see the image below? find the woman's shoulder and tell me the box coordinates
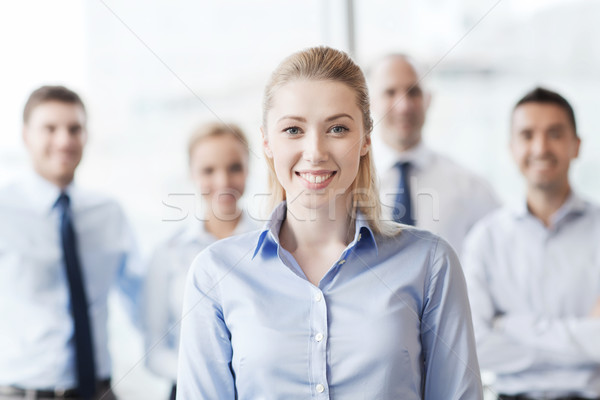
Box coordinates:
[148,223,201,260]
[375,224,447,253]
[374,225,459,273]
[188,228,265,274]
[209,228,264,251]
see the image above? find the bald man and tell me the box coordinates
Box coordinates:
[369,54,499,255]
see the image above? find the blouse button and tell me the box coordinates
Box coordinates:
[316,384,325,393]
[315,332,324,342]
[314,292,323,302]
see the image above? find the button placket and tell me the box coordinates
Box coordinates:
[310,288,329,397]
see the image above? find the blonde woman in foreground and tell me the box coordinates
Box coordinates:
[176,47,483,399]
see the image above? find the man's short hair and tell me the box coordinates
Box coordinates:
[23,85,86,123]
[514,87,577,135]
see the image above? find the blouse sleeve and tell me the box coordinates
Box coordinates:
[420,238,483,400]
[176,249,236,400]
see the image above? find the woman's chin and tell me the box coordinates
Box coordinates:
[212,199,238,215]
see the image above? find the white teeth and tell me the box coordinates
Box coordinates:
[299,172,333,184]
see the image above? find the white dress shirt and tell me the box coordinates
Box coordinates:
[143,212,258,381]
[462,193,600,398]
[0,172,143,390]
[373,139,499,255]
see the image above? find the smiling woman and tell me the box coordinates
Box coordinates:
[176,47,483,400]
[262,79,368,218]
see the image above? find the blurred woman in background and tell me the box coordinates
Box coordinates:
[143,121,258,400]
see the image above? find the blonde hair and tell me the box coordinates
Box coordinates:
[262,46,400,236]
[187,121,249,164]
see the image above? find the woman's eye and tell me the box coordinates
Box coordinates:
[330,125,348,134]
[284,127,300,135]
[229,163,243,173]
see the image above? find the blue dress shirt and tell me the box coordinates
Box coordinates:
[177,202,482,399]
[463,193,600,398]
[0,172,144,390]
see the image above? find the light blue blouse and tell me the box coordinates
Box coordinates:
[177,202,482,399]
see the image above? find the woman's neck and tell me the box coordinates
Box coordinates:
[280,198,354,253]
[204,208,242,240]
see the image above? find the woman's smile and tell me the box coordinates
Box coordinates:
[295,170,337,190]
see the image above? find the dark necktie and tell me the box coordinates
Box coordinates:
[56,193,96,399]
[392,161,414,225]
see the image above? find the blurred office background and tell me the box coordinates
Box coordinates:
[1,1,599,399]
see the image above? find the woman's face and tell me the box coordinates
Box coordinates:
[263,79,370,212]
[190,134,249,216]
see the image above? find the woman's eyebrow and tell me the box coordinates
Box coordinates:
[277,114,354,123]
[277,115,306,123]
[325,113,354,122]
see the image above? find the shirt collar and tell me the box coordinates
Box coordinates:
[180,210,255,245]
[512,191,588,224]
[179,219,213,245]
[372,136,432,174]
[252,201,378,259]
[353,210,379,256]
[252,202,287,258]
[550,192,587,225]
[23,170,75,215]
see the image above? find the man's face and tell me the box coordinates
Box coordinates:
[23,101,87,188]
[510,102,580,193]
[370,57,430,152]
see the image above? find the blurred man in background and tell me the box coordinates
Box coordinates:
[0,86,143,400]
[369,53,498,255]
[463,87,600,400]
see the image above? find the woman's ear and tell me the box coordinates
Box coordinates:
[261,126,273,158]
[360,134,371,156]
